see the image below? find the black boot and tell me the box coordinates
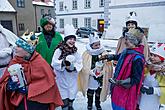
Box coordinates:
[95,88,102,110]
[68,99,74,110]
[62,98,69,110]
[87,89,94,110]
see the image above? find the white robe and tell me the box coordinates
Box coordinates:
[51,48,83,100]
[139,74,160,110]
[0,25,18,78]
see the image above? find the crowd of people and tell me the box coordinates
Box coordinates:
[0,12,164,110]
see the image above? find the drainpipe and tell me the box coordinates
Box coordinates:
[34,5,37,32]
[15,11,19,35]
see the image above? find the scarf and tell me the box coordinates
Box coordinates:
[86,43,105,55]
[57,42,77,60]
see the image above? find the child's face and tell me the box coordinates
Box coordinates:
[127,23,136,30]
[150,53,162,64]
[91,41,100,49]
[66,38,76,47]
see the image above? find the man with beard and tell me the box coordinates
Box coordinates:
[36,14,63,64]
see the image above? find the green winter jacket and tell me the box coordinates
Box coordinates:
[36,32,63,64]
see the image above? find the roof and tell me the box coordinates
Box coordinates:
[0,0,16,12]
[32,0,54,7]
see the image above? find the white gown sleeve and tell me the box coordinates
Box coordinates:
[51,49,65,71]
[74,52,83,72]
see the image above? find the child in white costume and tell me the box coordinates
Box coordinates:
[79,32,113,110]
[51,24,83,110]
[139,43,165,110]
[0,24,18,77]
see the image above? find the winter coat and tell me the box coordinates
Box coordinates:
[0,51,63,110]
[112,45,144,110]
[51,48,83,100]
[36,32,63,64]
[78,50,113,102]
[139,62,165,110]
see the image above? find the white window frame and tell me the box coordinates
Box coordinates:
[99,0,104,7]
[84,17,91,28]
[72,18,78,28]
[59,2,64,11]
[17,0,25,8]
[59,19,64,28]
[72,0,78,10]
[84,0,91,9]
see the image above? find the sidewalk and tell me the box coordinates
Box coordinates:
[56,92,112,110]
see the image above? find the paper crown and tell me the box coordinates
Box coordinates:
[150,43,165,59]
[89,32,100,44]
[15,30,38,54]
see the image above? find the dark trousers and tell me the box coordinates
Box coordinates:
[62,98,74,110]
[87,87,102,109]
[16,99,49,110]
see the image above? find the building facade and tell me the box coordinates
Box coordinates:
[104,0,165,42]
[0,0,17,34]
[33,0,55,32]
[55,0,105,33]
[9,0,36,36]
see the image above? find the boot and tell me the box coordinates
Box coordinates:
[87,89,94,110]
[62,98,69,110]
[95,88,102,110]
[68,99,74,110]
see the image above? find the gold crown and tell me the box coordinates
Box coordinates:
[21,30,38,46]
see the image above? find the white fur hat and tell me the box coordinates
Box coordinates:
[64,24,76,41]
[126,11,138,26]
[150,43,165,59]
[64,24,76,37]
[89,32,100,44]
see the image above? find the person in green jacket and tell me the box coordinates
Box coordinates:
[36,14,63,64]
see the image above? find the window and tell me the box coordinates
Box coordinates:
[99,0,104,7]
[59,19,64,28]
[84,0,91,8]
[72,0,78,10]
[84,18,91,27]
[18,23,25,31]
[59,2,64,11]
[41,9,44,16]
[17,0,25,8]
[72,18,78,28]
[48,9,51,16]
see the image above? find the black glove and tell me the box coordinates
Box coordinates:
[141,86,154,95]
[99,54,114,61]
[64,60,71,66]
[116,78,131,89]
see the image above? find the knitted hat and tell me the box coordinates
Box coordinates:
[125,28,143,46]
[150,43,165,60]
[40,15,55,27]
[89,32,100,44]
[126,11,138,27]
[64,24,76,42]
[15,31,38,54]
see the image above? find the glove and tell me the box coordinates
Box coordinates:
[64,60,71,66]
[99,54,114,61]
[116,78,131,88]
[141,86,154,95]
